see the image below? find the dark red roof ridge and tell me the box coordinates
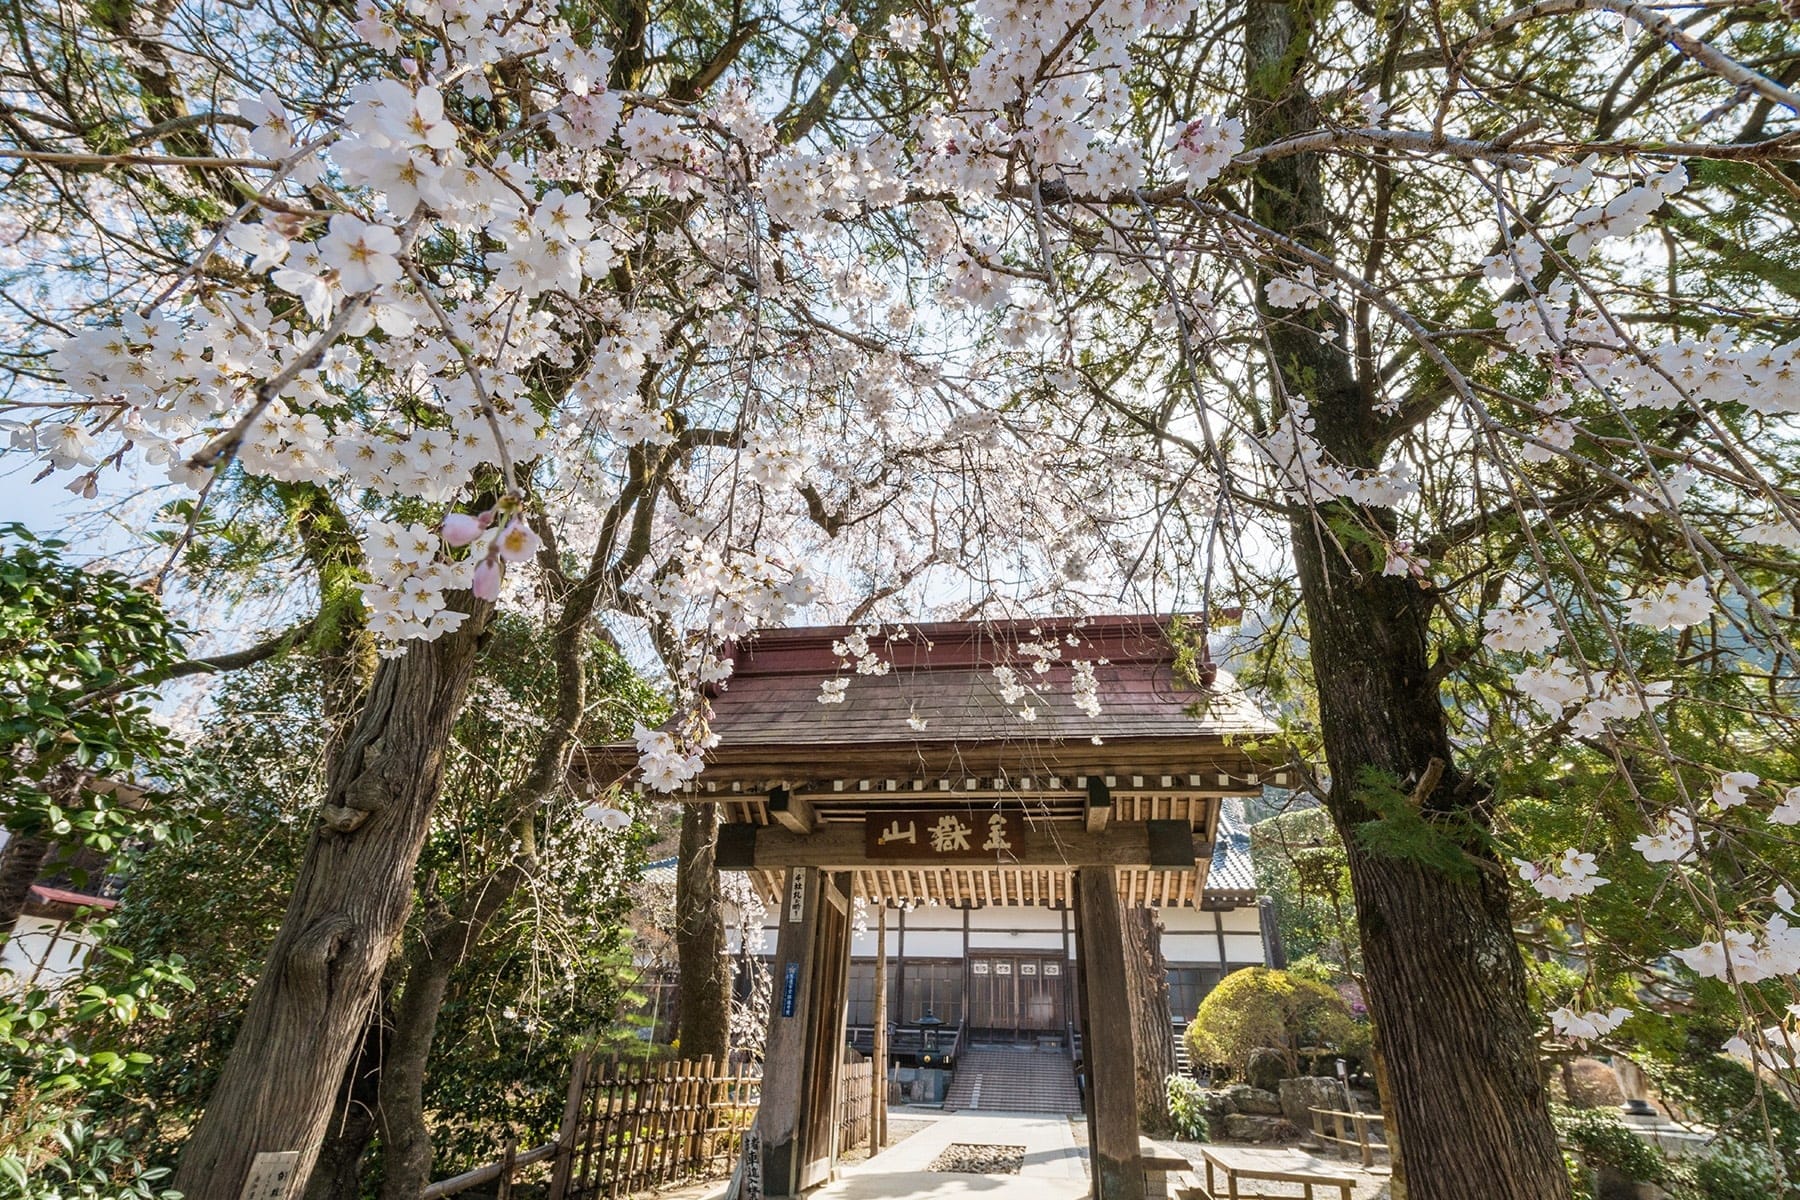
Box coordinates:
[720,612,1230,679]
[28,883,117,911]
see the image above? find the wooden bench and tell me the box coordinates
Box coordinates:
[1140,1136,1190,1200]
[1185,1145,1359,1200]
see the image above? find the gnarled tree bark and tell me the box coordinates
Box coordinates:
[173,593,489,1199]
[376,854,532,1200]
[302,995,391,1200]
[676,801,732,1063]
[1122,907,1176,1135]
[1244,0,1568,1195]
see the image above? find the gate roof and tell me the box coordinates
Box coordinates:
[593,615,1285,908]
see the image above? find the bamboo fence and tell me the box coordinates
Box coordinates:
[544,1054,761,1200]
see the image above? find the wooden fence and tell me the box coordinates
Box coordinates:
[548,1055,761,1200]
[423,1054,763,1199]
[1307,1106,1386,1168]
[837,1058,873,1154]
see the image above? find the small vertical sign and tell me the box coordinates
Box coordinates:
[742,1130,763,1200]
[781,961,800,1017]
[787,871,807,923]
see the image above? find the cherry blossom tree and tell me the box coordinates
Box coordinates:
[2,0,1798,1196]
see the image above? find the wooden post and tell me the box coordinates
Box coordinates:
[497,1138,516,1200]
[754,866,821,1197]
[547,1052,589,1200]
[1075,866,1145,1200]
[750,867,852,1197]
[872,903,888,1152]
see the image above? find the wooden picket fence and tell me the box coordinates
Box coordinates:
[423,1054,761,1199]
[837,1058,873,1153]
[548,1055,761,1200]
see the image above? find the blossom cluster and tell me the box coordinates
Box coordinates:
[1253,404,1420,509]
[1515,849,1608,901]
[1548,1005,1630,1043]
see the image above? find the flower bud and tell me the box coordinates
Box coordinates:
[471,556,502,601]
[442,512,484,547]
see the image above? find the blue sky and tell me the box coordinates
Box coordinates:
[1,453,158,562]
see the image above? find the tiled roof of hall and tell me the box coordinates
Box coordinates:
[585,613,1281,789]
[1205,798,1259,898]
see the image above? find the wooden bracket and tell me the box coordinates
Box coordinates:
[767,786,817,835]
[1145,819,1196,867]
[1084,776,1113,832]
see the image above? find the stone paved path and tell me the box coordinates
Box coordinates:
[809,1109,1089,1200]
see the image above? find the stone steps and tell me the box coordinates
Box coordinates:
[943,1045,1083,1115]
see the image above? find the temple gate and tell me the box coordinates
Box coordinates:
[615,616,1280,1199]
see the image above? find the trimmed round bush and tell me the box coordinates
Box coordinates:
[1183,967,1368,1078]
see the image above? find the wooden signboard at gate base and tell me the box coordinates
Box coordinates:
[863,810,1025,862]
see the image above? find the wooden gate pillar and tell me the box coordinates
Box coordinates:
[1074,866,1146,1200]
[755,866,853,1197]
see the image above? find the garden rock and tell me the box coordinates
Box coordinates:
[1279,1076,1348,1130]
[1222,1084,1285,1116]
[1222,1113,1300,1142]
[1246,1047,1292,1092]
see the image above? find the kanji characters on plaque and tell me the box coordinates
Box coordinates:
[863,809,1025,861]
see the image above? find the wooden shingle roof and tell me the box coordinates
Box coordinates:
[593,614,1279,789]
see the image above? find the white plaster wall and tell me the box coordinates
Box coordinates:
[0,917,91,988]
[903,905,963,930]
[968,906,1063,933]
[1220,907,1263,932]
[1157,907,1217,932]
[1223,932,1264,961]
[1162,932,1222,964]
[899,929,963,957]
[968,929,1064,951]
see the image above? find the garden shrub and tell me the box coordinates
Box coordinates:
[1183,966,1368,1078]
[1555,1105,1668,1188]
[1643,1050,1800,1195]
[1165,1074,1209,1142]
[1556,1103,1793,1200]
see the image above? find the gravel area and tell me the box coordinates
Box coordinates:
[836,1117,933,1165]
[927,1142,1028,1174]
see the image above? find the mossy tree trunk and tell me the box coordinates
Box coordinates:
[677,801,732,1062]
[1243,0,1568,1195]
[174,595,490,1199]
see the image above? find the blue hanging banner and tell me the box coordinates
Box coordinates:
[781,961,800,1018]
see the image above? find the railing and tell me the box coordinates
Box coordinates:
[422,1140,558,1200]
[838,1056,874,1151]
[847,1021,962,1065]
[421,1054,760,1200]
[1308,1106,1386,1168]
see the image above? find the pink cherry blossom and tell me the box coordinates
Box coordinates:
[471,557,502,601]
[441,512,485,547]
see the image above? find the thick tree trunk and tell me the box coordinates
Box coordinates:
[302,999,391,1200]
[174,595,489,1199]
[378,858,529,1200]
[1122,907,1175,1135]
[1242,0,1568,1195]
[676,802,731,1062]
[0,832,52,944]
